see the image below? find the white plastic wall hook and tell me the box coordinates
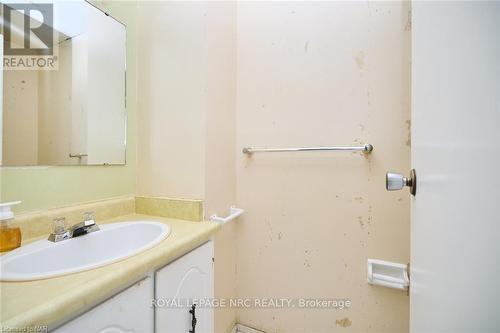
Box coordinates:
[209,206,244,224]
[367,259,409,291]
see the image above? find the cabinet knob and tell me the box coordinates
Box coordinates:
[189,304,197,333]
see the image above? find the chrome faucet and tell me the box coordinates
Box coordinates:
[48,212,100,242]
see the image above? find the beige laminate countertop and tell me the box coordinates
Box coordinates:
[0,214,220,331]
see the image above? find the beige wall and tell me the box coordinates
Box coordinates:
[136,2,238,332]
[137,1,207,200]
[235,1,411,332]
[136,1,410,332]
[204,3,238,333]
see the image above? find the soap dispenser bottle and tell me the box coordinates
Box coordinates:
[0,201,22,252]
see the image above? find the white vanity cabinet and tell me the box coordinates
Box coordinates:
[52,241,214,333]
[54,276,154,333]
[155,241,214,333]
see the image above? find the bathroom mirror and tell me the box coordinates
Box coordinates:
[0,1,126,166]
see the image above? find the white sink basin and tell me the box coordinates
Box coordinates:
[0,221,170,281]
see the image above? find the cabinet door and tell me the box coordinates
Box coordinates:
[155,241,214,333]
[53,276,154,333]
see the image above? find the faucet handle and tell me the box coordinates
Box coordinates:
[53,217,68,234]
[83,211,96,225]
[49,217,71,242]
[70,211,99,237]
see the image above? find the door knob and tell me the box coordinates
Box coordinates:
[386,169,416,196]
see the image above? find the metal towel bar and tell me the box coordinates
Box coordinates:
[242,143,373,155]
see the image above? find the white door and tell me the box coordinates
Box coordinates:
[54,276,154,333]
[411,2,500,332]
[155,241,214,333]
